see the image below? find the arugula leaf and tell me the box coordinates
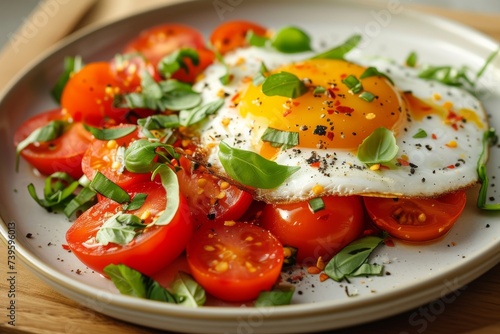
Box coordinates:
[170,272,206,307]
[261,127,299,149]
[262,72,308,98]
[218,141,300,189]
[51,56,84,103]
[255,286,295,307]
[271,26,312,53]
[157,48,199,78]
[311,34,361,60]
[357,127,399,165]
[95,212,146,246]
[324,234,385,282]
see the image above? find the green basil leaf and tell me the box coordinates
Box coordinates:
[357,127,399,165]
[157,48,199,78]
[417,65,474,90]
[324,234,385,282]
[311,34,361,60]
[261,127,299,149]
[137,114,180,141]
[124,193,148,211]
[246,30,269,47]
[271,26,312,53]
[252,61,269,86]
[349,262,384,277]
[360,66,394,85]
[124,139,163,174]
[151,164,181,226]
[51,56,84,103]
[96,212,146,246]
[84,124,136,141]
[215,51,231,85]
[262,72,308,98]
[405,51,418,67]
[16,120,69,171]
[255,285,295,307]
[27,172,79,211]
[104,264,185,303]
[179,99,225,126]
[412,128,428,139]
[477,128,500,210]
[308,197,325,213]
[90,171,130,203]
[159,80,202,110]
[170,272,206,307]
[218,141,300,189]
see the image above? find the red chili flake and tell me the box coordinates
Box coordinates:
[283,109,292,117]
[431,133,437,140]
[62,244,70,251]
[328,88,337,99]
[293,101,300,107]
[384,238,395,247]
[230,92,240,103]
[336,106,354,114]
[451,123,458,131]
[397,158,410,166]
[327,132,334,141]
[310,161,321,168]
[447,165,455,169]
[340,73,347,79]
[327,109,335,114]
[335,100,341,106]
[380,164,391,170]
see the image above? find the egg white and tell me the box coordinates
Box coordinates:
[189,46,489,203]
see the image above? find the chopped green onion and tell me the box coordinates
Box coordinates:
[359,91,375,102]
[313,86,326,95]
[412,129,428,139]
[261,127,299,149]
[405,51,418,67]
[90,171,130,203]
[84,124,136,141]
[262,72,308,98]
[308,197,325,213]
[342,75,363,94]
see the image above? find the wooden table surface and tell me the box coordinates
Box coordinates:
[1,2,499,333]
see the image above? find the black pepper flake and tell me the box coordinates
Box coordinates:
[486,224,490,228]
[421,178,426,183]
[26,233,33,239]
[313,125,327,136]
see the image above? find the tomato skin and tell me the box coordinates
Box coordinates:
[81,125,152,190]
[123,23,213,83]
[363,191,467,242]
[66,181,193,276]
[210,20,267,55]
[187,221,284,302]
[13,109,92,179]
[260,196,365,265]
[176,157,253,226]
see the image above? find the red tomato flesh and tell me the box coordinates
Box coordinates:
[210,20,267,55]
[66,181,193,276]
[187,221,284,302]
[13,109,92,179]
[260,196,365,265]
[363,191,467,242]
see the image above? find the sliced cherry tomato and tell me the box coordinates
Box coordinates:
[123,23,214,83]
[260,196,365,265]
[363,191,467,242]
[81,125,152,190]
[176,156,253,226]
[13,109,92,179]
[210,20,267,55]
[66,181,193,276]
[109,53,160,91]
[186,221,283,302]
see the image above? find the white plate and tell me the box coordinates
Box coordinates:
[1,0,499,333]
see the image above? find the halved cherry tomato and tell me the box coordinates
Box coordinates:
[260,196,365,266]
[81,125,152,190]
[363,191,467,242]
[176,156,253,226]
[123,23,213,83]
[13,109,92,179]
[210,20,267,55]
[109,53,160,91]
[66,181,193,276]
[186,221,283,302]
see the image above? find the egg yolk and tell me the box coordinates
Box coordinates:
[238,59,407,154]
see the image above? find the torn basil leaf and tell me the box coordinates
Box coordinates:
[311,34,361,60]
[170,272,206,307]
[357,127,399,165]
[218,141,300,189]
[84,124,136,141]
[261,127,299,149]
[95,212,146,246]
[157,48,199,79]
[89,171,130,203]
[51,56,84,103]
[255,285,295,307]
[179,99,225,126]
[262,72,308,98]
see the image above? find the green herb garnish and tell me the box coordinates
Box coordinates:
[271,26,312,54]
[308,197,325,213]
[405,51,417,67]
[51,56,84,103]
[255,285,295,306]
[157,48,199,79]
[357,127,399,165]
[89,171,130,203]
[179,99,225,126]
[412,128,428,139]
[84,124,137,141]
[311,34,361,60]
[262,72,308,98]
[261,127,299,149]
[342,75,363,94]
[477,128,500,210]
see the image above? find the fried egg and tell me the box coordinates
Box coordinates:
[189,45,488,204]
